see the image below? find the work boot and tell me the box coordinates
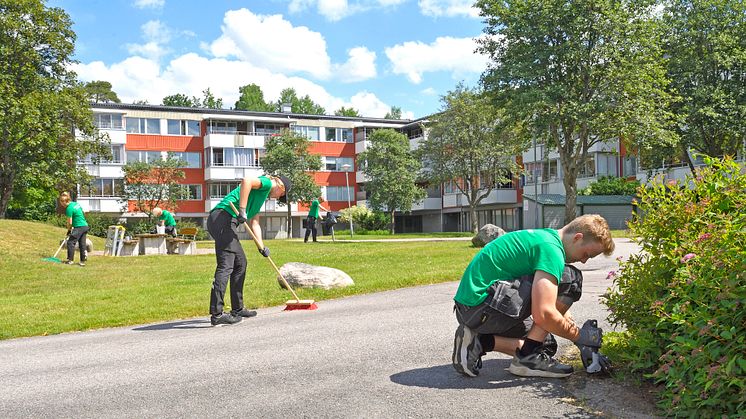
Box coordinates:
[508,348,573,378]
[230,308,257,318]
[452,324,483,377]
[210,313,242,327]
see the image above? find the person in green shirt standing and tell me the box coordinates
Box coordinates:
[58,192,90,266]
[152,207,177,237]
[207,174,292,326]
[452,214,615,378]
[304,197,330,243]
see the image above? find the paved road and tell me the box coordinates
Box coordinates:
[0,239,642,418]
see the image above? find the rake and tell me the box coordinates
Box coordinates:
[42,236,68,263]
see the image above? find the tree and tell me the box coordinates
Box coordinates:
[477,0,678,223]
[162,93,200,107]
[83,80,120,103]
[384,106,403,119]
[120,157,187,217]
[276,88,325,115]
[578,176,640,196]
[0,0,111,218]
[234,83,274,112]
[260,129,322,237]
[663,0,746,171]
[200,88,223,109]
[417,84,524,233]
[334,106,361,117]
[358,129,426,234]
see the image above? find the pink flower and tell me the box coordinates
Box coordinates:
[681,253,696,263]
[606,270,617,280]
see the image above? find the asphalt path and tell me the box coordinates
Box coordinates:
[0,239,641,418]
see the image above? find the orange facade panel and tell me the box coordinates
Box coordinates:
[126,134,202,152]
[308,142,355,157]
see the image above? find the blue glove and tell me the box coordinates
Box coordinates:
[258,247,270,257]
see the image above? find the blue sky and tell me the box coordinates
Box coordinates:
[48,0,487,119]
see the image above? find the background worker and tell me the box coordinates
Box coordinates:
[58,192,90,266]
[452,214,615,378]
[304,197,330,243]
[152,207,177,237]
[207,174,292,326]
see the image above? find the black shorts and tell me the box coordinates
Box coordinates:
[454,265,583,338]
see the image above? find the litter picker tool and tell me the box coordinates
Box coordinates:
[229,202,317,311]
[42,235,68,263]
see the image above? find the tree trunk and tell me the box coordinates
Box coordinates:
[470,205,479,234]
[390,209,396,234]
[0,173,15,219]
[286,205,292,238]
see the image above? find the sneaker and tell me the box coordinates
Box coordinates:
[230,308,257,318]
[210,313,242,327]
[78,261,86,267]
[63,260,74,265]
[452,324,483,377]
[508,349,573,378]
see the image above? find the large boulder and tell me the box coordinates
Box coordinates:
[278,262,354,290]
[471,224,506,247]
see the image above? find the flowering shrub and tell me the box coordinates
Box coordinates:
[604,156,745,416]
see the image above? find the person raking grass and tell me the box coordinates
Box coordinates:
[58,192,90,266]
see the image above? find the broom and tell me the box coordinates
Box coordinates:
[229,202,317,311]
[42,236,68,263]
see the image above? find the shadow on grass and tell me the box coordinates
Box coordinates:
[132,319,211,331]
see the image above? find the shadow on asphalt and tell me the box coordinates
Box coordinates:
[390,359,571,390]
[132,319,211,331]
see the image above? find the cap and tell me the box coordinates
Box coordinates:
[277,175,292,204]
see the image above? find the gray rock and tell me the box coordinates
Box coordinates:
[278,262,354,290]
[471,224,506,247]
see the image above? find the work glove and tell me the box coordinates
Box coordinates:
[236,214,247,225]
[575,319,603,348]
[66,228,72,236]
[258,247,270,257]
[578,345,612,374]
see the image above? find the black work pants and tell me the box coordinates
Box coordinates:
[304,216,317,242]
[207,209,247,315]
[165,225,176,237]
[67,226,90,262]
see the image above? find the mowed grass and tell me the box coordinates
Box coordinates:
[0,220,478,340]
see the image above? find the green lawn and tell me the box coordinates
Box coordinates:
[0,220,479,340]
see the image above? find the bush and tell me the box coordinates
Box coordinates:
[578,175,640,195]
[177,220,209,240]
[604,156,745,416]
[338,204,391,232]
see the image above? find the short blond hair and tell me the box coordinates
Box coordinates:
[564,214,615,256]
[58,192,71,206]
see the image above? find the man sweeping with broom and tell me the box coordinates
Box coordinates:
[207,174,291,326]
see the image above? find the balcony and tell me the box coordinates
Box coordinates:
[411,197,442,211]
[77,198,123,213]
[354,140,369,154]
[205,198,299,213]
[204,166,263,181]
[204,131,268,149]
[442,189,518,208]
[84,164,124,178]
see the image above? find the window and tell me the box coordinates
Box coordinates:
[80,145,124,164]
[444,180,459,194]
[127,150,164,163]
[181,184,202,200]
[324,186,354,202]
[322,156,354,171]
[80,178,124,197]
[622,155,637,177]
[325,128,353,143]
[167,119,200,136]
[524,162,540,184]
[208,148,258,167]
[578,156,596,178]
[209,182,240,198]
[125,117,161,134]
[93,113,123,130]
[167,152,201,168]
[542,159,559,181]
[596,153,618,177]
[256,123,283,135]
[292,125,320,141]
[210,120,237,134]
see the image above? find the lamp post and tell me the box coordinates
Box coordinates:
[341,163,354,238]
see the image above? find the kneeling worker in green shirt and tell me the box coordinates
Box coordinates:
[452,214,615,378]
[152,207,177,237]
[207,174,292,326]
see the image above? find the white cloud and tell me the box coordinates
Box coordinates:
[133,0,165,10]
[288,0,406,21]
[209,9,332,79]
[418,0,480,18]
[126,20,172,61]
[385,36,487,83]
[334,47,377,82]
[421,87,437,96]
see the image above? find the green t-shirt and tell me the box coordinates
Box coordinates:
[454,229,566,306]
[309,199,320,218]
[213,176,272,218]
[65,202,88,228]
[159,210,176,226]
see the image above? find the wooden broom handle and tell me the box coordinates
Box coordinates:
[228,201,301,302]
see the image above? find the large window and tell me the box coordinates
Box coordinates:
[126,150,163,163]
[93,113,124,130]
[292,125,320,141]
[596,153,618,177]
[578,156,596,178]
[209,120,237,134]
[322,156,354,171]
[256,123,283,135]
[622,155,637,177]
[325,128,353,143]
[524,162,541,184]
[180,184,203,200]
[208,148,259,167]
[209,182,240,199]
[80,178,124,197]
[80,145,124,164]
[167,119,200,136]
[324,186,354,202]
[167,152,201,168]
[126,117,161,134]
[542,159,559,181]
